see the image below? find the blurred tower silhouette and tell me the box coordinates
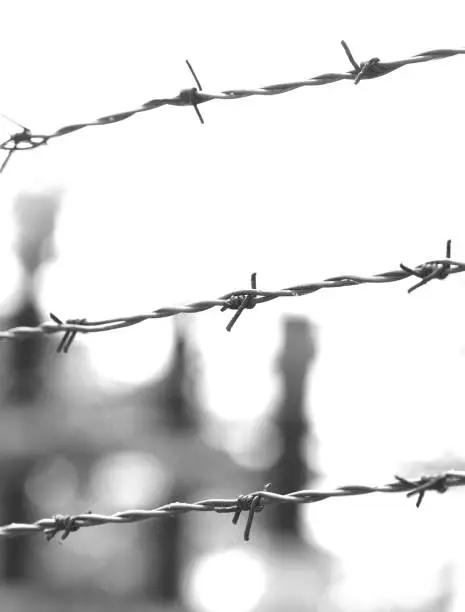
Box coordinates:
[267,316,317,539]
[0,191,60,581]
[257,317,335,612]
[143,321,201,604]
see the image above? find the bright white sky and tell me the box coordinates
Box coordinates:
[1,1,465,609]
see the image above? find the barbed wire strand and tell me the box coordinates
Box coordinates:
[1,41,465,172]
[0,241,458,350]
[0,471,462,543]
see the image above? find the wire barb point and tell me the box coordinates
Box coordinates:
[0,126,50,173]
[223,272,258,332]
[341,40,381,84]
[0,113,28,131]
[0,149,14,174]
[45,514,81,543]
[401,240,453,293]
[395,474,449,508]
[233,483,270,541]
[341,40,360,71]
[182,59,205,124]
[49,313,86,354]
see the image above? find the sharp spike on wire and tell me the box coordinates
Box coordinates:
[341,40,360,71]
[49,312,83,354]
[401,240,453,293]
[0,113,28,131]
[340,40,380,84]
[0,149,14,174]
[185,59,204,124]
[225,272,257,332]
[186,60,202,91]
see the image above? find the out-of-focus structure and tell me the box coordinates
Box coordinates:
[0,193,457,612]
[0,191,61,582]
[255,317,334,612]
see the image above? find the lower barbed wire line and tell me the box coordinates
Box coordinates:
[1,43,464,156]
[1,471,464,542]
[0,255,461,344]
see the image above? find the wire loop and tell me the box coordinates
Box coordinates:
[50,313,87,353]
[178,59,205,123]
[45,514,81,542]
[222,273,258,332]
[340,40,401,84]
[232,484,270,541]
[395,474,449,508]
[0,128,49,173]
[0,129,49,151]
[354,57,382,84]
[401,240,452,293]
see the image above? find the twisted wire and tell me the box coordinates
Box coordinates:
[0,471,462,542]
[1,42,464,164]
[0,251,460,348]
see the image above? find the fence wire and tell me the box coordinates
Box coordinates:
[0,241,459,350]
[1,41,465,173]
[0,471,463,543]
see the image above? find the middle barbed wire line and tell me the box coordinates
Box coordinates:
[0,257,462,343]
[1,471,464,542]
[1,44,465,155]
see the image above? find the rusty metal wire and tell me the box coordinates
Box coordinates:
[0,471,462,543]
[1,41,465,172]
[0,241,459,350]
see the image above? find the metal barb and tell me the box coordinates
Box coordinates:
[62,319,86,353]
[50,313,69,353]
[0,128,49,169]
[395,474,449,508]
[233,483,270,541]
[340,40,380,84]
[186,60,202,91]
[185,59,205,124]
[446,239,452,259]
[232,494,253,525]
[354,58,381,84]
[0,127,32,173]
[407,269,438,293]
[225,272,257,332]
[401,240,453,293]
[45,514,81,543]
[438,238,452,279]
[1,128,30,150]
[50,313,85,354]
[0,113,28,131]
[0,149,14,174]
[341,40,360,71]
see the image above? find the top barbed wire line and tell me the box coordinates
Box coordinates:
[0,471,463,543]
[1,41,465,172]
[0,240,458,351]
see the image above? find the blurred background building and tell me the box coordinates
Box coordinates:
[0,191,337,610]
[1,191,459,612]
[0,186,333,612]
